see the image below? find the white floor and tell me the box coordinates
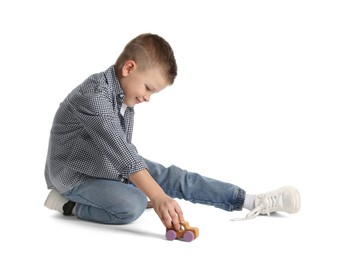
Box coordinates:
[1,1,336,259]
[4,185,335,260]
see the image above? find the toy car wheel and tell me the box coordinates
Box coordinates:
[183,231,195,242]
[166,230,177,241]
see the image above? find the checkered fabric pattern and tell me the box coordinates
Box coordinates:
[44,65,148,193]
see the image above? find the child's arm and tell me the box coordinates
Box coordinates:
[129,169,184,230]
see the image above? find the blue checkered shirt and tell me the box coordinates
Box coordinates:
[44,65,148,193]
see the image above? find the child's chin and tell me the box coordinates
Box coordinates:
[127,103,136,108]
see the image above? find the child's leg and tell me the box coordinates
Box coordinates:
[144,159,301,219]
[143,158,246,212]
[62,179,148,224]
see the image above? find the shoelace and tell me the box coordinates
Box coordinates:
[231,194,279,221]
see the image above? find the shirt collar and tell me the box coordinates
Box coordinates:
[106,65,125,103]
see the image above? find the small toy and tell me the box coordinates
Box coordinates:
[165,221,199,242]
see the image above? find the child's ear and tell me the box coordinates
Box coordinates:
[122,60,137,77]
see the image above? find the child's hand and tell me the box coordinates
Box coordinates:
[128,169,183,229]
[151,194,184,230]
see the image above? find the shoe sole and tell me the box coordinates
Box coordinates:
[282,186,301,213]
[44,189,64,211]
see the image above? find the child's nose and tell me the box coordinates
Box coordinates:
[144,94,151,102]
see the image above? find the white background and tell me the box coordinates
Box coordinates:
[1,0,336,259]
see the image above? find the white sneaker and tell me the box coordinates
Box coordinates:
[44,189,69,213]
[233,186,301,221]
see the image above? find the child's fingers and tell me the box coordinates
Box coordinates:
[146,200,153,209]
[175,204,184,223]
[160,211,174,228]
[169,208,181,230]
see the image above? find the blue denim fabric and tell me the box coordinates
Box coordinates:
[63,158,245,224]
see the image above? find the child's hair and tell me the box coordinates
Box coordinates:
[115,33,177,85]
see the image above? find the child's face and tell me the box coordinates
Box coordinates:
[119,61,168,107]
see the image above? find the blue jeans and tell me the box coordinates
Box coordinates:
[63,158,246,224]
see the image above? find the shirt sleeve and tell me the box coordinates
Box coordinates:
[67,88,147,179]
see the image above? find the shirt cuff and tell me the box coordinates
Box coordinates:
[120,159,148,179]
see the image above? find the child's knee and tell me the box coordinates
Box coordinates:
[105,195,148,224]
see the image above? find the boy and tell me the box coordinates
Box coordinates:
[44,33,300,230]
